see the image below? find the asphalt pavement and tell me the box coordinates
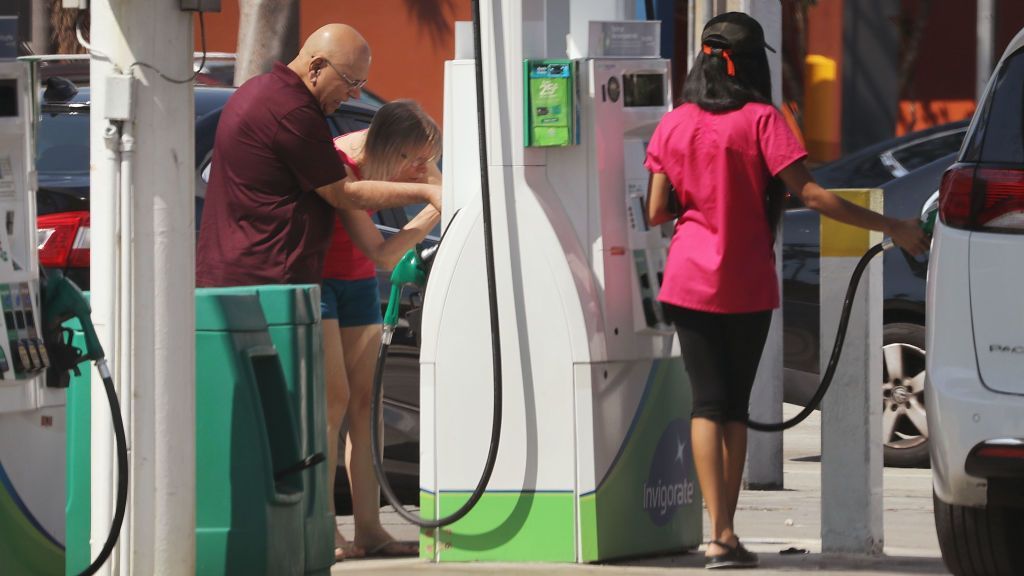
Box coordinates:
[332,405,948,575]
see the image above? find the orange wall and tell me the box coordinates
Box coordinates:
[800,0,1024,138]
[198,1,1024,143]
[804,0,844,161]
[195,0,472,125]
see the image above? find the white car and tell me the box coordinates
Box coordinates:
[926,27,1024,576]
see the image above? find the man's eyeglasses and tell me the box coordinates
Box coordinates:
[323,59,367,91]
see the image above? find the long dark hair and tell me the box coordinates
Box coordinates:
[681,42,772,112]
[681,20,785,241]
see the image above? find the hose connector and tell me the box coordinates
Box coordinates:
[96,357,112,380]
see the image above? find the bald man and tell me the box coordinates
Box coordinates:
[197,24,440,287]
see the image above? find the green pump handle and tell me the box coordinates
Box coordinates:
[883,199,939,252]
[42,270,104,361]
[383,249,428,328]
[921,203,938,236]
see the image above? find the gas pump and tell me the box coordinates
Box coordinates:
[407,2,701,563]
[0,57,123,576]
[0,58,68,574]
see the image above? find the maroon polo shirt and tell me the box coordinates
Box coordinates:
[196,62,346,287]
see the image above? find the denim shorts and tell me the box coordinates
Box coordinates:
[320,277,383,327]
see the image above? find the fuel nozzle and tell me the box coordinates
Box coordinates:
[383,249,429,334]
[42,269,104,362]
[882,195,940,252]
[920,201,939,237]
[419,244,439,266]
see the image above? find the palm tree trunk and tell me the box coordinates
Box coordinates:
[234,0,299,86]
[49,0,87,54]
[29,0,51,54]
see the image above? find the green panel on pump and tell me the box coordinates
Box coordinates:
[524,60,574,147]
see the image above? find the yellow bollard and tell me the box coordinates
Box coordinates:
[820,188,885,554]
[804,55,840,163]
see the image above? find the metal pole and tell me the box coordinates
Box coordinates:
[687,0,695,68]
[700,0,712,54]
[29,0,50,54]
[820,191,884,555]
[977,0,995,99]
[90,1,196,574]
[732,0,784,491]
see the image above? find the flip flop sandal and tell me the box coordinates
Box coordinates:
[365,539,418,558]
[334,541,365,562]
[705,538,759,569]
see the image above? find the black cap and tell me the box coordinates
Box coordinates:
[702,12,776,54]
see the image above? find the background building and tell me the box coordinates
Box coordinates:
[5,0,1024,161]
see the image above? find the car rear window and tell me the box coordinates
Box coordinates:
[965,48,1024,164]
[37,112,90,175]
[891,130,966,172]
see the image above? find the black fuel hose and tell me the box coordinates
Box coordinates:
[747,242,886,432]
[77,361,128,576]
[369,0,502,528]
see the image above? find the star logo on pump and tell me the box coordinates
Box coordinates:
[643,419,696,525]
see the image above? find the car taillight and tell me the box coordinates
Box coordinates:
[37,211,90,268]
[976,445,1024,460]
[938,166,974,228]
[965,440,1024,478]
[939,165,1024,231]
[978,168,1024,230]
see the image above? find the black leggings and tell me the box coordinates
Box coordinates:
[663,304,773,423]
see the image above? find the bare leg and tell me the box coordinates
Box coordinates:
[722,421,748,530]
[322,320,362,560]
[691,417,736,557]
[342,324,416,555]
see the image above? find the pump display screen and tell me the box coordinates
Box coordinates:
[0,80,16,117]
[623,74,664,108]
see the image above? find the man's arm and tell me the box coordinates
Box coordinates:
[316,178,441,212]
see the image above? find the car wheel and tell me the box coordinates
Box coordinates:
[933,491,1024,576]
[881,322,929,468]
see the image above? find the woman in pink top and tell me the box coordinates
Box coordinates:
[322,101,441,560]
[645,13,928,569]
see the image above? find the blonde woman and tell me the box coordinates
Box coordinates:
[321,100,441,561]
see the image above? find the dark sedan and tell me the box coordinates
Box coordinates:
[810,120,968,190]
[783,122,964,468]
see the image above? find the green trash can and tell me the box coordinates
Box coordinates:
[194,288,306,576]
[251,285,333,576]
[66,287,329,576]
[64,316,91,576]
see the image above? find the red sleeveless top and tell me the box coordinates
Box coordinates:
[322,136,376,280]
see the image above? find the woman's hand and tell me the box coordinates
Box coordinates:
[887,217,931,257]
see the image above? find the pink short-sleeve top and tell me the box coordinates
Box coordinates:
[644,102,807,313]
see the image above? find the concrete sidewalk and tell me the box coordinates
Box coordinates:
[333,405,948,575]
